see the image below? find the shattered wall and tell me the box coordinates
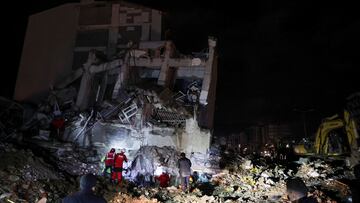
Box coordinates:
[180,118,211,154]
[63,117,210,155]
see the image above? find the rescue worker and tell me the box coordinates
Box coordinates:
[50,115,65,139]
[155,171,171,188]
[62,173,106,203]
[177,152,192,192]
[112,149,128,185]
[50,100,65,139]
[103,148,115,181]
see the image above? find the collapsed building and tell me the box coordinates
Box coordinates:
[13,0,218,161]
[1,1,358,202]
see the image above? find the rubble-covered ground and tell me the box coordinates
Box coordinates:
[0,142,77,202]
[0,86,358,202]
[0,139,357,203]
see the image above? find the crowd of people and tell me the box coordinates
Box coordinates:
[61,147,360,203]
[101,148,194,191]
[61,149,194,203]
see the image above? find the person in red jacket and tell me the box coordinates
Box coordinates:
[51,115,65,139]
[103,148,115,180]
[111,149,128,185]
[155,172,171,188]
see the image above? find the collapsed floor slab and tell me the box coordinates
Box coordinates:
[62,117,211,156]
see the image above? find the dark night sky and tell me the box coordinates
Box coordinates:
[1,0,360,132]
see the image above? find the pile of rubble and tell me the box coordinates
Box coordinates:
[102,158,354,203]
[108,192,159,203]
[50,143,102,176]
[1,83,211,153]
[0,138,356,203]
[103,147,354,202]
[0,93,357,203]
[295,158,351,182]
[129,146,179,180]
[0,142,77,202]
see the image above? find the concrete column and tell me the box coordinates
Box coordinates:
[107,4,120,58]
[199,37,216,105]
[76,66,93,110]
[106,4,120,100]
[157,41,171,86]
[151,10,162,40]
[76,51,97,110]
[141,24,151,41]
[112,53,129,99]
[98,72,108,103]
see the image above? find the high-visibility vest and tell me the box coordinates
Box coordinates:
[105,152,115,166]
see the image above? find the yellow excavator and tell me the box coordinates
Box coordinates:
[294,110,360,167]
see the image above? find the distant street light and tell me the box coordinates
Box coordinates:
[293,108,315,138]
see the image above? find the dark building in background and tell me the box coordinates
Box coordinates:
[15,0,162,103]
[227,122,299,151]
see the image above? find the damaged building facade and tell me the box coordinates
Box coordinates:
[2,1,359,202]
[14,0,218,156]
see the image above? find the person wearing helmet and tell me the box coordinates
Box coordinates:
[62,173,106,203]
[103,148,115,181]
[111,149,128,185]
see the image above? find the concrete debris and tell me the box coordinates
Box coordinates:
[1,47,356,202]
[186,81,201,103]
[152,109,186,127]
[0,142,77,203]
[47,87,77,108]
[128,146,180,186]
[119,101,138,123]
[54,147,102,176]
[23,138,102,176]
[36,84,212,153]
[109,192,159,203]
[173,91,186,103]
[1,139,357,203]
[113,147,355,202]
[21,112,52,131]
[14,12,359,200]
[99,101,122,120]
[0,97,23,139]
[3,64,211,152]
[295,159,345,183]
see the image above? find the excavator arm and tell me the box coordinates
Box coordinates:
[344,110,359,150]
[314,110,359,160]
[314,115,345,154]
[294,109,359,167]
